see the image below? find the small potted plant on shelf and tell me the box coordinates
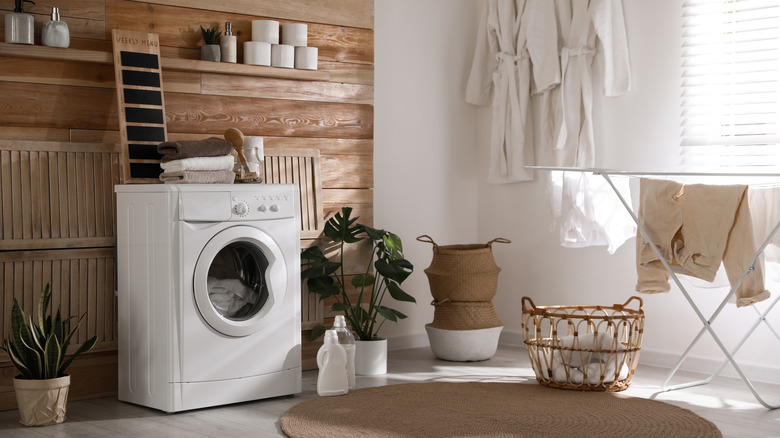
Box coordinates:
[199,25,222,62]
[0,283,98,426]
[302,207,416,375]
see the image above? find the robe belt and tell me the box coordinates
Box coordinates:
[495,51,530,64]
[554,46,596,151]
[560,46,595,58]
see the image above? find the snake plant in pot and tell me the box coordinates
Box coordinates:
[200,25,222,62]
[0,283,98,426]
[302,207,416,375]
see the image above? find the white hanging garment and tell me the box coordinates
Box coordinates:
[466,0,559,184]
[544,0,632,165]
[548,171,635,254]
[542,0,634,253]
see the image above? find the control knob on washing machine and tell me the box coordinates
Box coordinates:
[233,201,249,216]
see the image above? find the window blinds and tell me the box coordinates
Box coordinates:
[680,0,780,171]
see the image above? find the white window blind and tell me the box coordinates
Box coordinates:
[680,0,780,172]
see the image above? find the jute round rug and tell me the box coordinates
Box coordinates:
[281,382,721,438]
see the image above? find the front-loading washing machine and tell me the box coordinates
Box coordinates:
[116,183,301,413]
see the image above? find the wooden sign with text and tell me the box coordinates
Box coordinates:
[111,29,167,183]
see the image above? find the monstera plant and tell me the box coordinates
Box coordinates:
[302,207,416,341]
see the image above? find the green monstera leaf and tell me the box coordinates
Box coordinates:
[302,207,416,341]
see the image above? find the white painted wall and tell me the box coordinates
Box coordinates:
[374,0,480,347]
[375,0,780,380]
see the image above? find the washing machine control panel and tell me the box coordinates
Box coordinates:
[230,192,294,220]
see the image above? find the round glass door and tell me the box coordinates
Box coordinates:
[193,226,287,337]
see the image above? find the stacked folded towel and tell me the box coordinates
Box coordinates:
[157,137,235,184]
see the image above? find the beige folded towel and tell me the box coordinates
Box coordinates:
[158,137,233,162]
[159,169,235,184]
[160,154,235,173]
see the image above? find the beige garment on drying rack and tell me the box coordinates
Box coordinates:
[635,178,771,307]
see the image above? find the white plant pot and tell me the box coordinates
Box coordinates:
[354,338,387,376]
[13,375,70,426]
[426,325,503,362]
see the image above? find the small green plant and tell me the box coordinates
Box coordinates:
[1,283,98,380]
[200,25,222,45]
[302,207,416,341]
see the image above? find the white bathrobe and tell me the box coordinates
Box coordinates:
[541,0,634,253]
[466,0,559,184]
[548,0,631,165]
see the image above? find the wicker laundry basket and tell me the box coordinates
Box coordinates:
[521,296,644,392]
[417,235,510,302]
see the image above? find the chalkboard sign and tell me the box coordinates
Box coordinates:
[111,29,167,183]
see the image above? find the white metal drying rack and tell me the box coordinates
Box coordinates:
[527,166,780,409]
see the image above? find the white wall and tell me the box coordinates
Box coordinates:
[374,0,480,347]
[375,0,780,381]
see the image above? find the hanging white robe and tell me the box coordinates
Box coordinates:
[542,0,635,253]
[537,0,632,167]
[466,0,559,184]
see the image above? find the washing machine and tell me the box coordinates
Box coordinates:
[115,183,301,413]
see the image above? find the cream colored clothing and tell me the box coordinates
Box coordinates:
[466,0,559,183]
[748,186,780,264]
[635,179,770,308]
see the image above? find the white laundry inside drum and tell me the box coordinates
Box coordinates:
[206,242,270,320]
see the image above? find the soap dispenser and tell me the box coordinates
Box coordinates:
[41,7,70,48]
[220,22,237,63]
[5,0,35,45]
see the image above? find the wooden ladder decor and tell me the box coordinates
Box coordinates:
[111,29,167,183]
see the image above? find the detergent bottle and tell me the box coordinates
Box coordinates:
[316,330,348,396]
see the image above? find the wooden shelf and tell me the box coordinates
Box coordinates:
[0,42,330,81]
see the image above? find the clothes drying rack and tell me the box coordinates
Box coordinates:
[527,166,780,409]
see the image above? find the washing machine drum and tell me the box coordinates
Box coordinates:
[193,226,287,337]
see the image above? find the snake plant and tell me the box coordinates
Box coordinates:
[1,283,98,380]
[200,25,222,45]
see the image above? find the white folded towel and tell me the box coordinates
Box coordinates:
[160,154,234,173]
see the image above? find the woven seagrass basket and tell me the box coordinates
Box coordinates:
[417,235,510,302]
[521,296,644,392]
[430,300,503,330]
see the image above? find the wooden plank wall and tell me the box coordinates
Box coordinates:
[0,0,373,409]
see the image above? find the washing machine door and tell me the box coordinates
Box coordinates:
[193,225,287,337]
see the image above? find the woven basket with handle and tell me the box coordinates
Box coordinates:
[521,296,644,392]
[417,235,510,303]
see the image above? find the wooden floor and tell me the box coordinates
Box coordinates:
[0,344,778,437]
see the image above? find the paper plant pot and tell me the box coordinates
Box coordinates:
[13,375,70,426]
[354,338,387,376]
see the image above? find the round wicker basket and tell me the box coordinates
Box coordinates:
[521,296,644,392]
